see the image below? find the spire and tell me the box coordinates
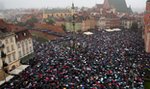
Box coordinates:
[72,3,75,9]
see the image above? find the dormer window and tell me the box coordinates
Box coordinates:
[24,33,27,36]
[16,35,18,39]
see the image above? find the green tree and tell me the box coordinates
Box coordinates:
[61,24,66,32]
[44,18,55,25]
[17,22,26,26]
[26,16,38,27]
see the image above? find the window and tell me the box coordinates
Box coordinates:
[29,39,32,44]
[5,39,8,44]
[27,47,29,54]
[7,46,10,53]
[30,46,32,52]
[26,40,28,45]
[8,55,11,63]
[13,53,16,61]
[10,38,13,43]
[11,45,14,51]
[19,51,22,58]
[18,43,20,48]
[16,35,18,39]
[24,33,27,36]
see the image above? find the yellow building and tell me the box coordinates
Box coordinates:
[43,9,72,19]
[82,19,97,31]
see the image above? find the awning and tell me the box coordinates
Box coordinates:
[0,75,14,85]
[83,32,94,35]
[9,65,29,75]
[105,28,121,32]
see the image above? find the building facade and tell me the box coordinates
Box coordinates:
[15,30,34,64]
[144,0,150,52]
[0,29,20,74]
[82,19,97,31]
[1,32,20,72]
[43,9,72,19]
[0,33,6,80]
[103,0,132,13]
[0,19,34,81]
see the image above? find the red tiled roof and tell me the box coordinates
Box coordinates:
[30,30,58,40]
[8,24,26,32]
[15,29,32,42]
[34,23,65,33]
[0,19,10,30]
[0,19,32,42]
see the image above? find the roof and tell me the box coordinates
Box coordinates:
[15,29,32,42]
[96,4,103,8]
[120,14,135,20]
[45,9,70,14]
[127,7,133,13]
[0,19,9,29]
[8,24,26,32]
[0,28,14,39]
[34,23,65,33]
[0,19,32,41]
[104,0,132,13]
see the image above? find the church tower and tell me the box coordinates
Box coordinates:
[144,0,150,52]
[103,0,131,13]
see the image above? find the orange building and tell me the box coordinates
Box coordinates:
[144,0,150,52]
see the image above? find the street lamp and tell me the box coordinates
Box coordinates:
[72,3,76,51]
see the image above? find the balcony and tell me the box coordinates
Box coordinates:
[1,51,6,59]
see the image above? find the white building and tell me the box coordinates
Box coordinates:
[97,17,107,29]
[120,15,134,29]
[0,19,34,81]
[0,31,20,72]
[15,30,34,64]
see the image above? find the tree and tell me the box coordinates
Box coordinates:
[26,16,38,27]
[44,18,55,25]
[17,22,26,26]
[61,24,66,32]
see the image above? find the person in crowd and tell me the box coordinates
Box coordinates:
[1,29,149,89]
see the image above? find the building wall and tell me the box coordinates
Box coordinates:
[97,18,107,29]
[43,13,71,19]
[3,35,20,71]
[108,18,120,28]
[65,22,82,32]
[0,50,2,69]
[145,32,150,52]
[122,20,133,29]
[55,21,65,26]
[144,1,150,53]
[1,34,20,71]
[82,19,97,31]
[17,38,34,59]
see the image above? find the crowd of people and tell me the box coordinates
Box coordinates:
[1,29,150,89]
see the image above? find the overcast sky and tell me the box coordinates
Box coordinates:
[0,0,147,12]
